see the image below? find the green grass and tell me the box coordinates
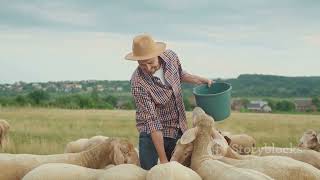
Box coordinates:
[1,107,320,154]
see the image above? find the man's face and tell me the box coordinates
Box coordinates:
[138,56,159,75]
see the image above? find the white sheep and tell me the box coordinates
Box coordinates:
[298,129,320,151]
[220,155,320,180]
[99,163,146,180]
[178,107,273,180]
[226,133,256,155]
[173,133,320,179]
[0,119,10,149]
[64,135,109,153]
[22,163,146,180]
[146,161,201,180]
[0,138,139,180]
[253,146,320,169]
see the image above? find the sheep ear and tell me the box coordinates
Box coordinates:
[112,144,125,165]
[180,127,198,144]
[224,136,232,145]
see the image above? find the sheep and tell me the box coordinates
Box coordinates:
[219,155,320,180]
[226,134,256,155]
[0,138,139,180]
[146,161,201,180]
[0,119,10,149]
[22,163,146,180]
[99,163,146,180]
[173,137,320,179]
[178,107,273,180]
[253,146,320,169]
[22,163,104,180]
[298,129,320,151]
[64,135,109,153]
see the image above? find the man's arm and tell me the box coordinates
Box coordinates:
[181,72,214,87]
[150,131,168,163]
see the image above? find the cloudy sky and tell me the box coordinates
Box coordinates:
[0,0,319,83]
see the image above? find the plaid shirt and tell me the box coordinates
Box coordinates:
[130,49,188,138]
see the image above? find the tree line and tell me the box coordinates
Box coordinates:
[0,90,195,111]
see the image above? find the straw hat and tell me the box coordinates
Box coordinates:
[125,34,166,61]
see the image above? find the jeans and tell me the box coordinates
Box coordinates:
[139,130,182,170]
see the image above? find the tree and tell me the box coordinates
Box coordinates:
[263,98,277,110]
[105,95,118,107]
[15,95,28,106]
[312,96,320,106]
[27,90,50,105]
[275,100,295,111]
[122,100,135,110]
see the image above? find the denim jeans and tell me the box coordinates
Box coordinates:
[139,130,182,170]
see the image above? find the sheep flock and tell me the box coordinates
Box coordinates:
[1,109,320,180]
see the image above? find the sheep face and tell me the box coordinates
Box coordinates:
[111,139,140,166]
[298,130,319,149]
[171,139,193,167]
[192,107,206,127]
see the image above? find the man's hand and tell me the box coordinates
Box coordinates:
[150,131,168,164]
[204,78,214,87]
[159,158,169,164]
[181,73,214,87]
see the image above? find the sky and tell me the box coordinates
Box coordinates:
[0,0,320,84]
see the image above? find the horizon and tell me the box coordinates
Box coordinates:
[1,1,320,84]
[1,73,320,85]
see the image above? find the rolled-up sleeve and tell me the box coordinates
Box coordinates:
[131,86,163,133]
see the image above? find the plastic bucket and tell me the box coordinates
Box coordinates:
[193,82,232,121]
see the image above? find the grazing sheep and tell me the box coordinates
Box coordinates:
[146,161,201,180]
[298,129,320,152]
[0,138,139,180]
[0,119,10,149]
[253,146,320,169]
[64,135,109,153]
[22,163,146,180]
[178,107,273,180]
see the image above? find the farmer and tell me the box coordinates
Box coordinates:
[125,34,213,170]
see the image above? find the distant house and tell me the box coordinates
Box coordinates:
[116,87,123,91]
[96,85,104,92]
[31,83,42,90]
[86,87,93,92]
[294,99,314,112]
[247,100,272,113]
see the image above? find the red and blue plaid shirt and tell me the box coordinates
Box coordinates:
[130,49,188,138]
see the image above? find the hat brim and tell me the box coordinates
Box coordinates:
[124,42,166,61]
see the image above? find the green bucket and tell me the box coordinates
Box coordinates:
[193,82,232,121]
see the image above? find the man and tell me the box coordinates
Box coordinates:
[125,34,213,170]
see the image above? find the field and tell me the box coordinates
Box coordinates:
[0,107,320,154]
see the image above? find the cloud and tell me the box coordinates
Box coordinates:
[5,1,98,27]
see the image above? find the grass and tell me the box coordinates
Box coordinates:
[0,107,320,154]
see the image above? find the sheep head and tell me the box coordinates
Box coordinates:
[298,129,319,149]
[172,128,230,165]
[109,139,140,166]
[171,139,193,167]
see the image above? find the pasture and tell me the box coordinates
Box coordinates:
[0,107,319,154]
